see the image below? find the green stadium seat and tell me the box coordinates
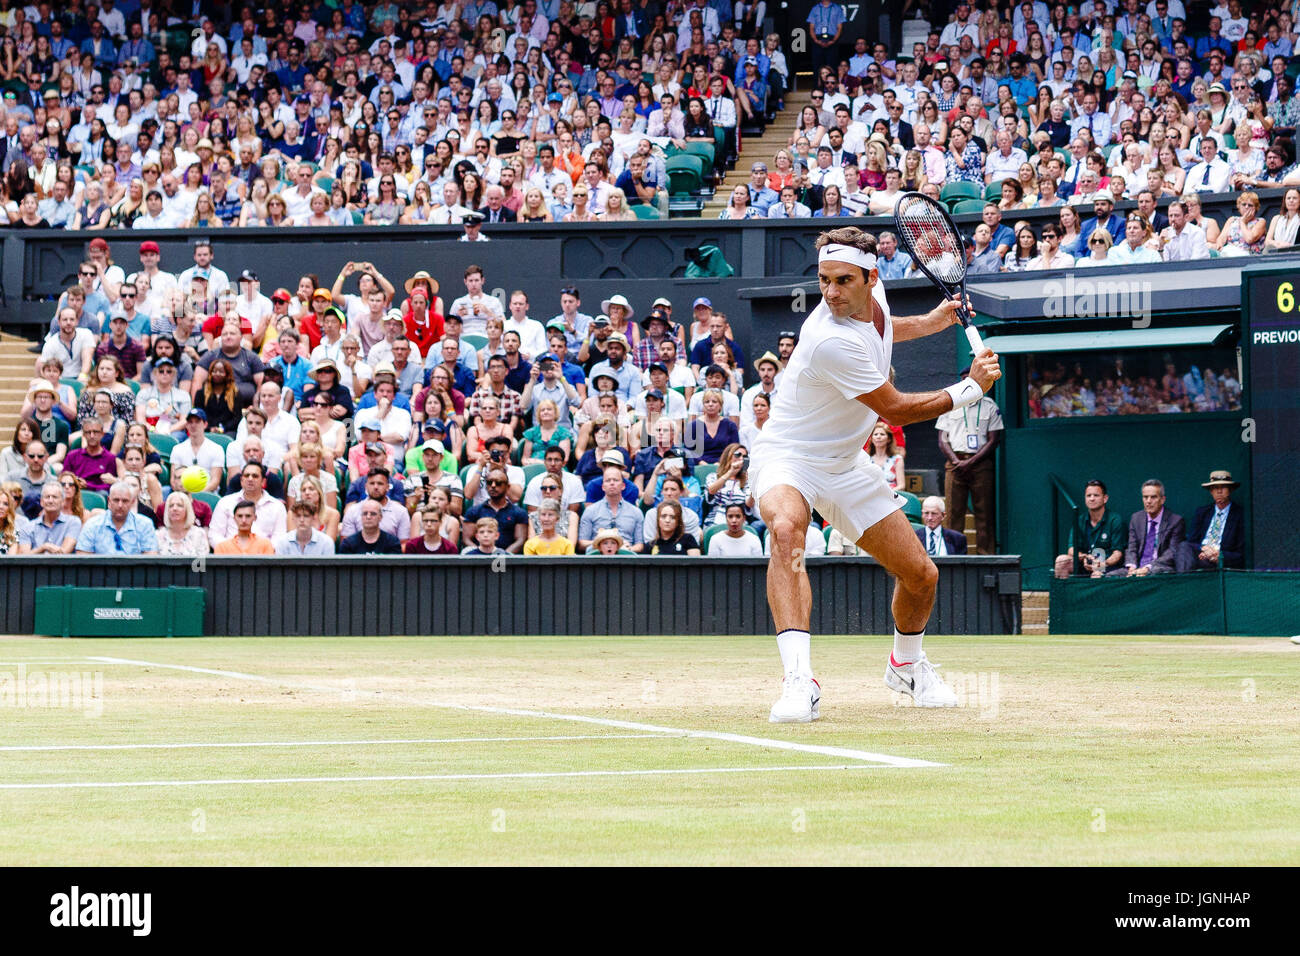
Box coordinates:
[70,435,80,450]
[632,204,660,220]
[984,182,1004,202]
[81,490,106,511]
[683,142,715,169]
[895,490,923,524]
[950,198,987,215]
[206,432,234,450]
[148,432,178,457]
[192,491,221,511]
[666,155,704,195]
[60,377,83,397]
[316,175,335,193]
[940,181,982,204]
[694,463,717,488]
[522,464,547,486]
[461,333,488,352]
[127,379,140,394]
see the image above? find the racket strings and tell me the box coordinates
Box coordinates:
[896,199,966,284]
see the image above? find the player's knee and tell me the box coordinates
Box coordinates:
[767,516,803,553]
[908,557,939,593]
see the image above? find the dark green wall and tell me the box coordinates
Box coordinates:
[1003,417,1251,589]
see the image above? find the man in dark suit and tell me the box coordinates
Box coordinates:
[1114,479,1186,575]
[885,102,914,149]
[613,0,648,42]
[1182,471,1245,570]
[916,495,968,556]
[1135,189,1169,232]
[477,185,517,223]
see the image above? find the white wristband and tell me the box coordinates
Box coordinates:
[944,378,983,410]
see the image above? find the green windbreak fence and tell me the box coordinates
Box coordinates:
[1050,571,1299,636]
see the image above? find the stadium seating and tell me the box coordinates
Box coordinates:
[940,182,982,205]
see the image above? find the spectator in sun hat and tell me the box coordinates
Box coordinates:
[634,307,686,370]
[600,294,638,344]
[302,357,354,419]
[589,527,629,555]
[1181,471,1245,571]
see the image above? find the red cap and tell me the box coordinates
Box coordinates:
[139,240,161,254]
[88,237,110,251]
[271,288,292,303]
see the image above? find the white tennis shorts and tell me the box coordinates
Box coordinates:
[751,447,901,543]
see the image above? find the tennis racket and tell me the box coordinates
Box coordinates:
[892,191,985,354]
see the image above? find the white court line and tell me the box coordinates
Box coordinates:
[0,734,676,753]
[87,656,946,769]
[0,764,885,790]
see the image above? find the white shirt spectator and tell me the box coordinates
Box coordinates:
[168,437,226,476]
[707,527,763,556]
[1184,158,1231,193]
[985,146,1028,183]
[208,492,287,545]
[523,469,585,510]
[503,316,548,357]
[1162,221,1210,261]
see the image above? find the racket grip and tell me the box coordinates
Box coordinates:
[964,323,984,354]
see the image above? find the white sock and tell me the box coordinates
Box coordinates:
[776,629,812,678]
[892,629,924,665]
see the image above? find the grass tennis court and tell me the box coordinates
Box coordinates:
[1,633,1296,866]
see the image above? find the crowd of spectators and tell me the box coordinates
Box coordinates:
[0,239,824,557]
[1029,351,1244,416]
[731,1,1300,240]
[0,0,789,231]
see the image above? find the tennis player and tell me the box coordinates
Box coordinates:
[751,227,1001,721]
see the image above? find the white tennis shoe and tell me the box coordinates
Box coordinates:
[769,673,821,723]
[885,652,958,707]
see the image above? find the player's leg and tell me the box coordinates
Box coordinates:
[856,510,958,708]
[759,483,820,723]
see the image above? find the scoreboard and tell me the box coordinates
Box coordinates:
[1242,267,1300,570]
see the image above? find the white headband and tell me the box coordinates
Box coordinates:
[818,243,878,272]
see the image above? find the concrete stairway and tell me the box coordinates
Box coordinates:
[701,88,809,218]
[0,332,38,440]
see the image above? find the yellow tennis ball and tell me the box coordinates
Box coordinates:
[180,466,210,493]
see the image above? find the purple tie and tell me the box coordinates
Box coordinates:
[1139,518,1158,566]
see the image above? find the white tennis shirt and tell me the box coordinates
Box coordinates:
[753,280,892,472]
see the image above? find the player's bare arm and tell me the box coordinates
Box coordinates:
[856,348,1002,424]
[891,295,970,342]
